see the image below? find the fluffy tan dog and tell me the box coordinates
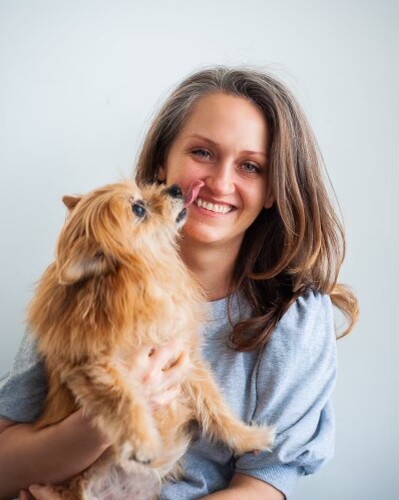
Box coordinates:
[27,180,274,499]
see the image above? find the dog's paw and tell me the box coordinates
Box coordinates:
[231,424,275,455]
[119,432,162,465]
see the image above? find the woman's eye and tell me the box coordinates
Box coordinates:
[192,148,212,159]
[242,162,260,174]
[132,202,146,218]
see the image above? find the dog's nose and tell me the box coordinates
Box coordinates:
[165,184,183,199]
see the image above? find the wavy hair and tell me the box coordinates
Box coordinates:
[135,66,359,350]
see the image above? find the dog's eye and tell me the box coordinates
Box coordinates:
[132,202,146,218]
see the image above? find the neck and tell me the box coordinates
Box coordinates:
[179,238,240,301]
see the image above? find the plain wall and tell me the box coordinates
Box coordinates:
[0,1,397,498]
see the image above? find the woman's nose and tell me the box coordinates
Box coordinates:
[205,163,234,196]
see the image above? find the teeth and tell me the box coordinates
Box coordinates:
[195,198,232,214]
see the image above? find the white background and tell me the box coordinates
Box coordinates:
[0,1,397,498]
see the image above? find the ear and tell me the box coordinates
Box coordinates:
[57,250,114,285]
[157,166,166,183]
[62,195,82,211]
[264,188,275,209]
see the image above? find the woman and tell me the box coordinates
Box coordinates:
[0,67,358,499]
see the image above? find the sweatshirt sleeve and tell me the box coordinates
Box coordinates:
[0,332,47,422]
[234,290,337,498]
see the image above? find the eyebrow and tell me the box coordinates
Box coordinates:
[187,134,267,157]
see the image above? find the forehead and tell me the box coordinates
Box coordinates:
[177,92,269,149]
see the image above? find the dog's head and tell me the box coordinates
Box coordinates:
[56,181,187,285]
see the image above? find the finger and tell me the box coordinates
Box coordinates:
[145,351,189,395]
[126,345,155,374]
[161,352,190,384]
[29,485,62,500]
[168,351,190,370]
[19,491,32,500]
[141,346,182,389]
[151,384,181,410]
[136,345,156,358]
[149,346,179,372]
[142,353,189,408]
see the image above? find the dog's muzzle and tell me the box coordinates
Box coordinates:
[164,184,186,223]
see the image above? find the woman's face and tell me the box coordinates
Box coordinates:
[160,92,274,251]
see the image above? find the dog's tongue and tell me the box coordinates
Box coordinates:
[184,180,205,207]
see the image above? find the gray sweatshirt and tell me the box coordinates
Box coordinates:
[0,289,337,499]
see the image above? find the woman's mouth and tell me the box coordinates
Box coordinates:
[184,181,235,215]
[194,198,234,214]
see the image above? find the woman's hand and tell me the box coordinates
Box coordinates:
[129,340,190,410]
[20,485,61,500]
[16,341,189,498]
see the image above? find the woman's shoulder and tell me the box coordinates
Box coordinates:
[269,289,335,354]
[281,288,333,328]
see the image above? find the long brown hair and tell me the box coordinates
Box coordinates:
[135,66,359,351]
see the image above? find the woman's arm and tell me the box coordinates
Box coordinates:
[20,472,285,500]
[202,473,284,500]
[0,343,188,500]
[0,410,109,500]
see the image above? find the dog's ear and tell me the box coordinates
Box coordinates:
[57,191,126,285]
[62,195,82,211]
[57,212,117,286]
[57,245,114,285]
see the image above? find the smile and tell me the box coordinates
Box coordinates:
[194,198,234,214]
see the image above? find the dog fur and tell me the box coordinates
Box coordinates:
[27,181,274,499]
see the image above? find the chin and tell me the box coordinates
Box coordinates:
[182,223,241,248]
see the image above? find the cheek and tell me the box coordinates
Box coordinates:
[242,182,267,207]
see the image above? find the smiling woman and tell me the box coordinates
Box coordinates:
[134,68,358,498]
